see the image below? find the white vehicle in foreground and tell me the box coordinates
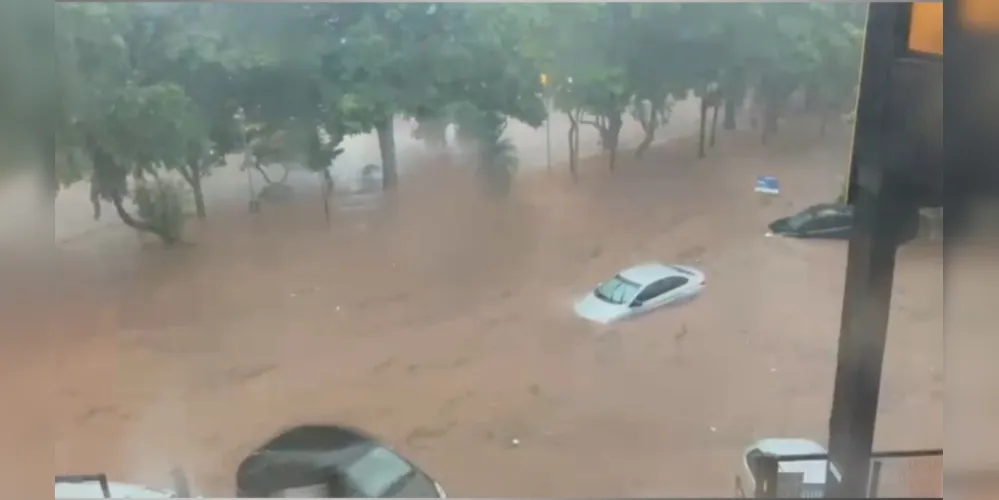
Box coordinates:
[55,473,191,498]
[573,262,706,324]
[736,438,841,498]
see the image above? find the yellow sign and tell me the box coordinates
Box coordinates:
[539,73,548,86]
[908,3,942,55]
[964,0,999,30]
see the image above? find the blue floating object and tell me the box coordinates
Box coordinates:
[755,175,780,195]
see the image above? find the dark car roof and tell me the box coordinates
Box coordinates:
[803,202,852,216]
[254,424,373,452]
[236,425,380,493]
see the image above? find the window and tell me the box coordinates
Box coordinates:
[803,215,835,232]
[786,210,815,230]
[634,276,689,303]
[594,275,643,305]
[343,447,414,497]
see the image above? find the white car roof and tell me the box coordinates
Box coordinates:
[618,262,703,284]
[618,262,676,284]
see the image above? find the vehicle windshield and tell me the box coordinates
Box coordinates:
[594,275,642,304]
[343,447,414,497]
[786,210,816,229]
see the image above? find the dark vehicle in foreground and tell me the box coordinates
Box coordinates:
[767,203,853,239]
[236,425,446,498]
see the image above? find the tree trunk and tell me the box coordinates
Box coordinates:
[819,111,828,137]
[698,98,708,158]
[566,111,579,182]
[191,175,206,219]
[321,169,333,226]
[762,100,779,146]
[722,66,743,131]
[709,103,720,148]
[110,192,176,245]
[181,163,207,219]
[376,117,398,189]
[42,132,58,206]
[635,104,658,159]
[606,114,623,171]
[254,163,275,184]
[723,96,737,130]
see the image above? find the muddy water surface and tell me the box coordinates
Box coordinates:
[17,120,943,497]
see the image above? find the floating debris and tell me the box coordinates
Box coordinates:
[755,175,781,195]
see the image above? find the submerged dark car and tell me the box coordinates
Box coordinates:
[236,425,446,498]
[767,203,853,239]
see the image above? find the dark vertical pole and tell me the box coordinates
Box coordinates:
[756,455,780,498]
[825,4,911,497]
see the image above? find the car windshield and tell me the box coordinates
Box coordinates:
[786,210,816,229]
[343,447,414,497]
[594,275,642,305]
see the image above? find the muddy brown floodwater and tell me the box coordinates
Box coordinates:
[21,120,942,497]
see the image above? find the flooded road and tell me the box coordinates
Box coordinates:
[17,116,943,497]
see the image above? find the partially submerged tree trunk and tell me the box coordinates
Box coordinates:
[605,113,622,171]
[698,97,709,159]
[761,100,779,146]
[635,101,659,159]
[721,66,744,131]
[566,110,580,182]
[42,133,59,207]
[723,97,737,131]
[376,117,398,189]
[88,141,181,246]
[321,167,333,226]
[709,102,720,149]
[110,192,178,246]
[581,112,623,170]
[253,162,289,185]
[190,173,206,219]
[179,162,207,219]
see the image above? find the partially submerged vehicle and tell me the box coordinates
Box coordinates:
[766,203,853,239]
[235,425,446,498]
[574,262,705,324]
[735,438,841,498]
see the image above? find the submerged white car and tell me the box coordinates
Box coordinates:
[574,262,706,324]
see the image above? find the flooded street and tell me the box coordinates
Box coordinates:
[18,116,941,497]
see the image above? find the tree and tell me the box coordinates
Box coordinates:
[533,3,631,172]
[623,4,719,159]
[57,4,190,244]
[725,4,865,143]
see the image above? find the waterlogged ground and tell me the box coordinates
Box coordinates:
[13,114,942,497]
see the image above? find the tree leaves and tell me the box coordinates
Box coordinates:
[56,1,866,197]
